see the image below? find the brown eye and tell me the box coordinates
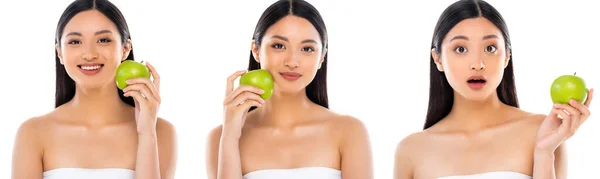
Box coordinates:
[455,46,467,53]
[485,45,497,53]
[302,47,314,52]
[98,38,112,43]
[271,44,285,49]
[68,40,81,45]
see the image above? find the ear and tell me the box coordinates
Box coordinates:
[504,50,511,68]
[318,48,327,69]
[121,39,132,62]
[251,40,260,63]
[56,43,64,65]
[432,48,444,72]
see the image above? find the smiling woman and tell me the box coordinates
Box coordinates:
[205,0,373,179]
[10,0,177,179]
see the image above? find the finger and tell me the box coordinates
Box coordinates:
[123,84,156,102]
[569,99,590,119]
[126,78,161,102]
[555,103,581,116]
[226,70,248,96]
[228,91,265,107]
[584,88,594,107]
[145,62,161,92]
[555,108,574,138]
[223,85,264,105]
[124,91,147,105]
[239,100,262,111]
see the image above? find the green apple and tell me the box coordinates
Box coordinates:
[240,69,274,100]
[550,73,588,104]
[115,60,151,90]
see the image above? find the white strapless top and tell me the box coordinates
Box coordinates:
[437,171,532,179]
[243,167,341,179]
[43,168,135,179]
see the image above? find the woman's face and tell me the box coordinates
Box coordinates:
[57,9,131,89]
[252,15,326,94]
[433,17,510,101]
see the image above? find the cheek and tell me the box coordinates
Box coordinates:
[441,55,467,81]
[302,55,320,71]
[61,47,81,65]
[259,48,284,68]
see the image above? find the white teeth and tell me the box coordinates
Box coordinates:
[81,65,102,70]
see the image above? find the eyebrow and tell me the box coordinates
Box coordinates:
[449,34,499,42]
[65,30,113,37]
[482,34,499,40]
[449,35,469,42]
[271,35,319,44]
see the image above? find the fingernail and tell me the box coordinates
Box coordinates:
[126,80,132,84]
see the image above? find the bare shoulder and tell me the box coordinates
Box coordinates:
[17,111,61,138]
[509,107,547,130]
[328,113,368,134]
[395,131,427,157]
[207,125,223,146]
[156,117,177,137]
[13,112,60,155]
[15,116,46,140]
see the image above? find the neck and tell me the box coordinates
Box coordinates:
[446,91,507,130]
[257,89,313,127]
[67,83,131,124]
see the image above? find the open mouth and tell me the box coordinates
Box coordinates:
[467,76,487,90]
[467,79,487,84]
[78,64,104,71]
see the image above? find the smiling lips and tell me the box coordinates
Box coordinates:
[467,75,487,90]
[78,63,104,75]
[280,72,302,81]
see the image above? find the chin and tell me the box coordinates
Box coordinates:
[273,84,306,95]
[73,77,115,89]
[456,89,496,102]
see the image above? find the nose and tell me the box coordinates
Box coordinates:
[470,53,485,71]
[284,51,299,69]
[82,45,98,61]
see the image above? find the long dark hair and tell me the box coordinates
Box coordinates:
[54,0,134,108]
[248,0,329,109]
[424,0,519,129]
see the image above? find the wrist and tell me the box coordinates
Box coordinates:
[221,125,242,140]
[137,131,158,138]
[534,149,555,162]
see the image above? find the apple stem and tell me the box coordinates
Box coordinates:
[574,72,576,76]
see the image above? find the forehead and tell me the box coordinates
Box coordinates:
[263,15,321,43]
[62,9,119,36]
[444,17,504,42]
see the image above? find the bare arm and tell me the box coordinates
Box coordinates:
[394,136,414,179]
[339,117,373,179]
[157,118,178,179]
[11,118,43,179]
[206,70,265,179]
[533,144,567,179]
[206,125,244,179]
[134,118,177,179]
[134,132,161,179]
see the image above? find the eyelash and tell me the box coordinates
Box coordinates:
[454,45,498,53]
[271,43,315,53]
[66,38,112,45]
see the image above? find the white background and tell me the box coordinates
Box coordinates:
[1,0,598,178]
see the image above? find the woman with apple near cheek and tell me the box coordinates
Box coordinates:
[11,0,177,179]
[393,0,593,179]
[206,1,373,179]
